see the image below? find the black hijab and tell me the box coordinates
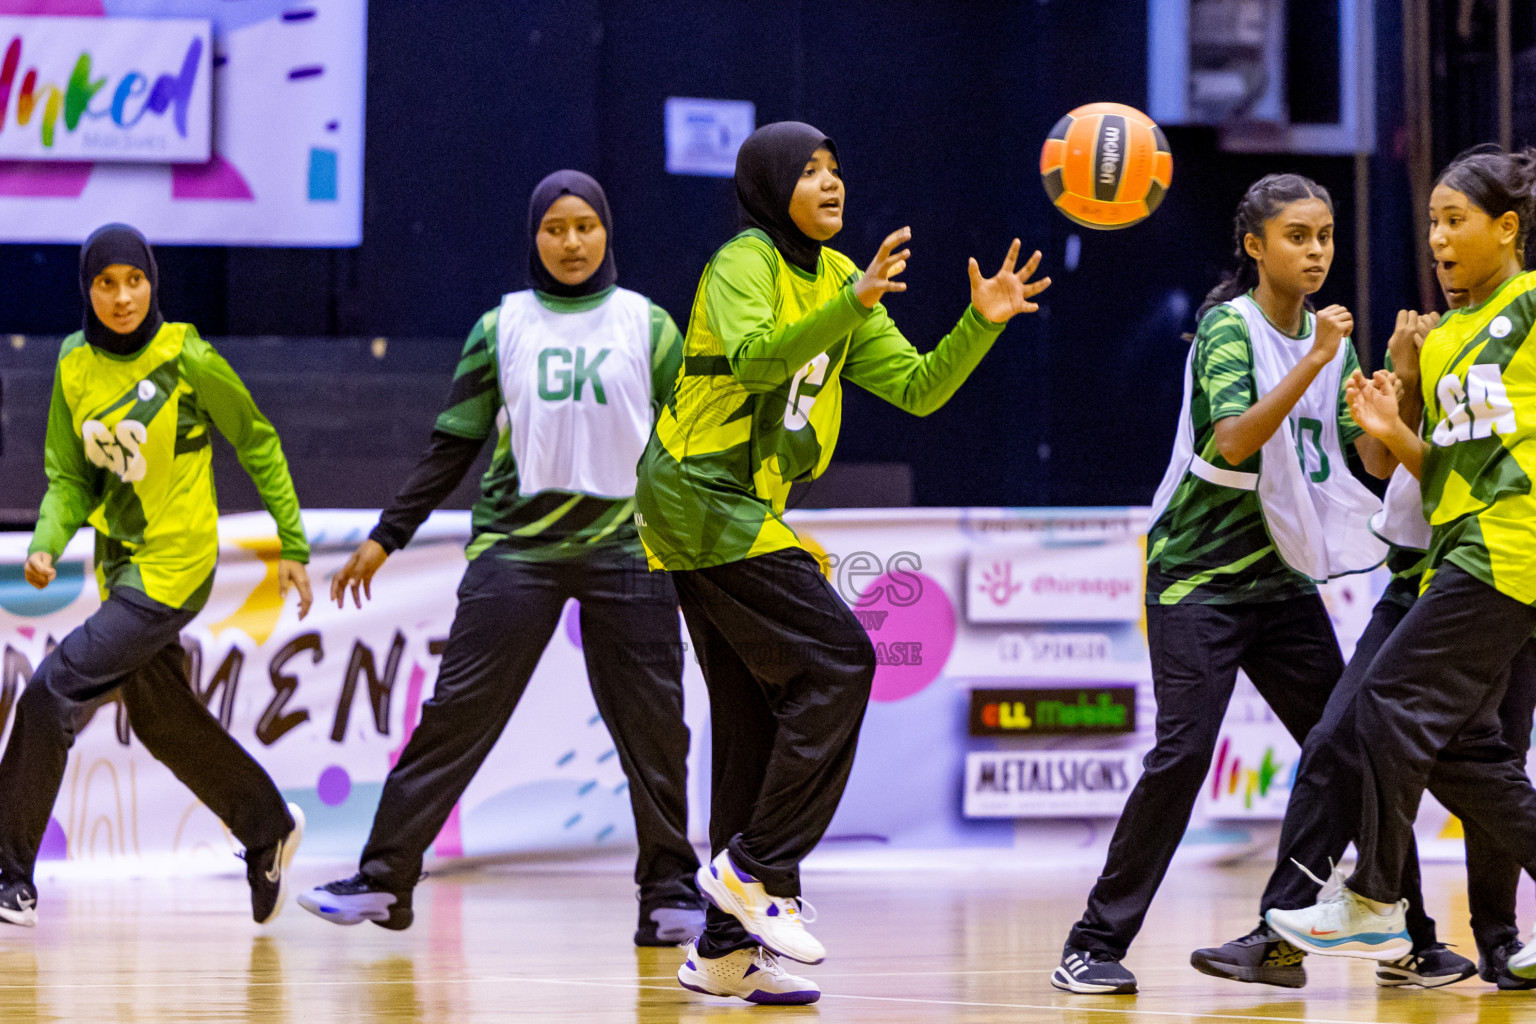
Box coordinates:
[735,121,838,274]
[527,170,618,298]
[79,223,163,355]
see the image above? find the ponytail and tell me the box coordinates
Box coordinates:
[1186,173,1334,339]
[1437,144,1536,267]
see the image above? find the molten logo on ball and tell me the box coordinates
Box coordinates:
[1040,101,1172,230]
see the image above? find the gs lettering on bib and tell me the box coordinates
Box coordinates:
[496,289,654,498]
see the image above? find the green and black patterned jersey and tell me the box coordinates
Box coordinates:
[431,287,683,563]
[1146,301,1363,605]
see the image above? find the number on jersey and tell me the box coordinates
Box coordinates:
[784,352,830,430]
[83,419,148,483]
[1432,364,1515,446]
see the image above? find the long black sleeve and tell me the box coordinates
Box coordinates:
[369,429,485,553]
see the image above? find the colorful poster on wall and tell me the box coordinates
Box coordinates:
[0,0,365,245]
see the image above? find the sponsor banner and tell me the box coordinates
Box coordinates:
[967,685,1136,737]
[963,750,1145,818]
[0,3,365,245]
[0,505,1398,873]
[967,540,1145,623]
[0,17,212,162]
[1197,700,1301,820]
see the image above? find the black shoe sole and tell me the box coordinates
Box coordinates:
[1190,951,1306,989]
[371,906,414,931]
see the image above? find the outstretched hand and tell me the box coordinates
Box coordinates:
[968,240,1051,324]
[855,227,912,309]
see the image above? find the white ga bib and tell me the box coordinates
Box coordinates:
[496,288,654,499]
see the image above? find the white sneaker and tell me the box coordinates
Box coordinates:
[677,942,820,1005]
[1266,885,1411,961]
[1508,931,1536,980]
[696,849,825,965]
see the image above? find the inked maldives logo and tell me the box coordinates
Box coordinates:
[0,18,210,160]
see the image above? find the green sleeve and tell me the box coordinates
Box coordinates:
[29,360,99,560]
[704,237,872,393]
[1195,307,1256,421]
[840,304,1005,417]
[649,302,685,409]
[434,310,500,439]
[183,333,310,563]
[1337,342,1364,445]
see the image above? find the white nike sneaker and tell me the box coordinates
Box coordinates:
[677,942,820,1005]
[1266,886,1411,961]
[696,849,825,965]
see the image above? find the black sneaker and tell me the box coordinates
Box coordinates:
[245,803,305,924]
[297,872,414,930]
[1480,938,1536,990]
[1191,924,1306,988]
[635,898,706,947]
[0,876,37,928]
[1376,942,1477,988]
[1051,945,1137,994]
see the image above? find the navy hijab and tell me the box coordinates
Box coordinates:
[735,122,838,274]
[79,223,164,355]
[528,170,618,298]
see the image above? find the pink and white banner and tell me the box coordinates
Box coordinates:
[0,506,1477,876]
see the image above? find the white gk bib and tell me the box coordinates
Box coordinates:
[496,288,654,499]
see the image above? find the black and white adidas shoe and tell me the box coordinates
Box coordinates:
[1191,924,1307,988]
[1376,942,1477,988]
[297,872,414,930]
[0,876,37,928]
[1051,945,1138,994]
[245,803,305,924]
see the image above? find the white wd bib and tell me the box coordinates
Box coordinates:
[1149,296,1386,582]
[496,288,654,498]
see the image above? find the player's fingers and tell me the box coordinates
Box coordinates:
[874,226,911,264]
[885,281,907,292]
[1019,276,1052,298]
[998,238,1021,276]
[1015,248,1042,281]
[968,257,983,291]
[296,575,313,619]
[885,259,907,280]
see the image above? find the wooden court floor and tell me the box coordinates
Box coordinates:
[1,859,1532,1022]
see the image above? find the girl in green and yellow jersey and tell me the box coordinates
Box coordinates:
[0,224,310,929]
[635,121,1050,1001]
[1269,147,1536,976]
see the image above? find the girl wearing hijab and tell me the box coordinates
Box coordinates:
[635,122,1049,1005]
[0,224,311,928]
[300,170,706,946]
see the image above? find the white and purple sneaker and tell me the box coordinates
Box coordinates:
[696,849,825,964]
[677,941,820,1005]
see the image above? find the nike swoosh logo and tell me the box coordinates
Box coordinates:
[1309,927,1338,936]
[264,843,284,883]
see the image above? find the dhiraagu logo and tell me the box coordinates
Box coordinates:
[0,16,211,162]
